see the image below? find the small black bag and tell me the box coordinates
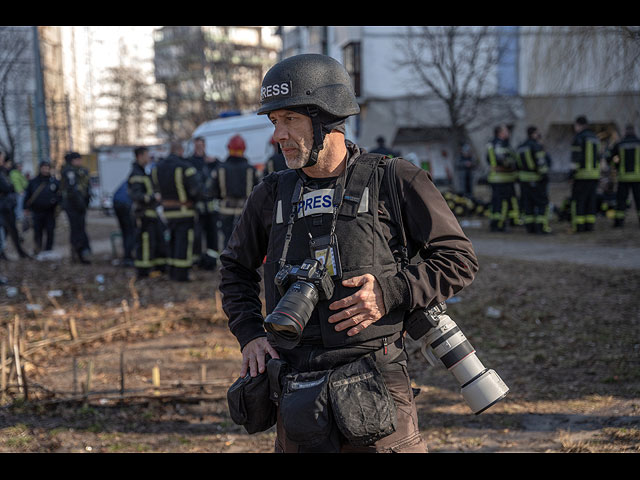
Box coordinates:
[328,354,397,446]
[279,369,336,448]
[227,369,277,434]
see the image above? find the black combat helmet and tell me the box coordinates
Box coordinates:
[257,54,360,167]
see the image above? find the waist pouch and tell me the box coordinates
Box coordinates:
[227,369,277,434]
[329,354,397,446]
[279,354,397,448]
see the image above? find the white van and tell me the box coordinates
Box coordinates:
[186,112,276,169]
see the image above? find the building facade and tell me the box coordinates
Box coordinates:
[277,26,640,181]
[154,26,281,141]
[0,26,71,175]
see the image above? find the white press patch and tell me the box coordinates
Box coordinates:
[298,189,335,217]
[275,187,369,224]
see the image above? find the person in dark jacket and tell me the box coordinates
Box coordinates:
[152,141,202,281]
[60,151,92,263]
[197,152,222,269]
[455,143,477,198]
[217,134,259,249]
[569,115,602,232]
[607,124,640,228]
[189,136,219,270]
[370,135,398,157]
[486,125,520,232]
[23,161,60,254]
[220,54,479,453]
[128,146,167,277]
[112,179,135,267]
[516,126,552,234]
[0,152,29,259]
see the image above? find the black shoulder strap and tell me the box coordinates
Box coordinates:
[384,157,409,266]
[339,153,381,218]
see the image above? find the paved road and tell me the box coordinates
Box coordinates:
[31,212,640,270]
[469,236,640,270]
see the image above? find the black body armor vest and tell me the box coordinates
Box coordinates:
[263,153,404,349]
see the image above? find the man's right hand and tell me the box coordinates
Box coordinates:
[241,336,280,378]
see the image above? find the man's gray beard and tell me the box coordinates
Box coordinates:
[284,148,311,170]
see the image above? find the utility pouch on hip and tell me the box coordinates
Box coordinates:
[227,369,277,434]
[328,354,397,446]
[279,369,337,448]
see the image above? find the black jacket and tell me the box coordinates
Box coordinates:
[0,167,16,212]
[127,161,157,217]
[220,141,479,350]
[24,174,60,211]
[218,155,259,200]
[152,154,203,217]
[570,129,601,180]
[60,164,91,211]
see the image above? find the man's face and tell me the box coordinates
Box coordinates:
[268,109,314,169]
[194,140,205,156]
[40,165,51,176]
[138,150,150,166]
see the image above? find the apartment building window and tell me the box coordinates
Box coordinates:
[343,42,361,97]
[497,26,519,96]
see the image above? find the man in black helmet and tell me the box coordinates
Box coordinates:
[60,152,92,263]
[220,54,479,453]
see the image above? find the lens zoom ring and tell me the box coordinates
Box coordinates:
[430,326,460,349]
[440,341,475,369]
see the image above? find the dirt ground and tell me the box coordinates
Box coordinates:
[1,181,639,453]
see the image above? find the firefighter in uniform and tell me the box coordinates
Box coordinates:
[128,146,167,278]
[198,154,222,269]
[217,134,259,249]
[189,137,219,270]
[570,116,602,232]
[60,152,92,263]
[516,126,552,234]
[23,161,60,254]
[486,125,520,231]
[220,54,479,453]
[608,124,640,228]
[152,141,203,282]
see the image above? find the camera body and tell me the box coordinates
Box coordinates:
[265,258,335,349]
[274,258,335,300]
[406,302,509,415]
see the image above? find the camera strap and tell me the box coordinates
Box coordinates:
[278,176,306,269]
[384,157,409,267]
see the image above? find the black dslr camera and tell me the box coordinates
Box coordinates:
[264,258,335,349]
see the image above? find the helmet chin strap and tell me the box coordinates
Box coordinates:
[303,106,325,168]
[303,106,347,169]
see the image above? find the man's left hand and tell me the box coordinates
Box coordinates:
[328,274,386,336]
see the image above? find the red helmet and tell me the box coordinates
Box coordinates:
[227,135,246,155]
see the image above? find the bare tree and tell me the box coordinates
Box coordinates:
[0,27,30,158]
[155,26,273,141]
[396,26,513,158]
[98,51,160,145]
[523,26,640,96]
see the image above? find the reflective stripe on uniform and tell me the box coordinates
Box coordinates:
[219,168,226,198]
[163,209,195,219]
[574,139,601,180]
[618,144,640,181]
[168,228,194,268]
[135,231,152,268]
[246,169,253,198]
